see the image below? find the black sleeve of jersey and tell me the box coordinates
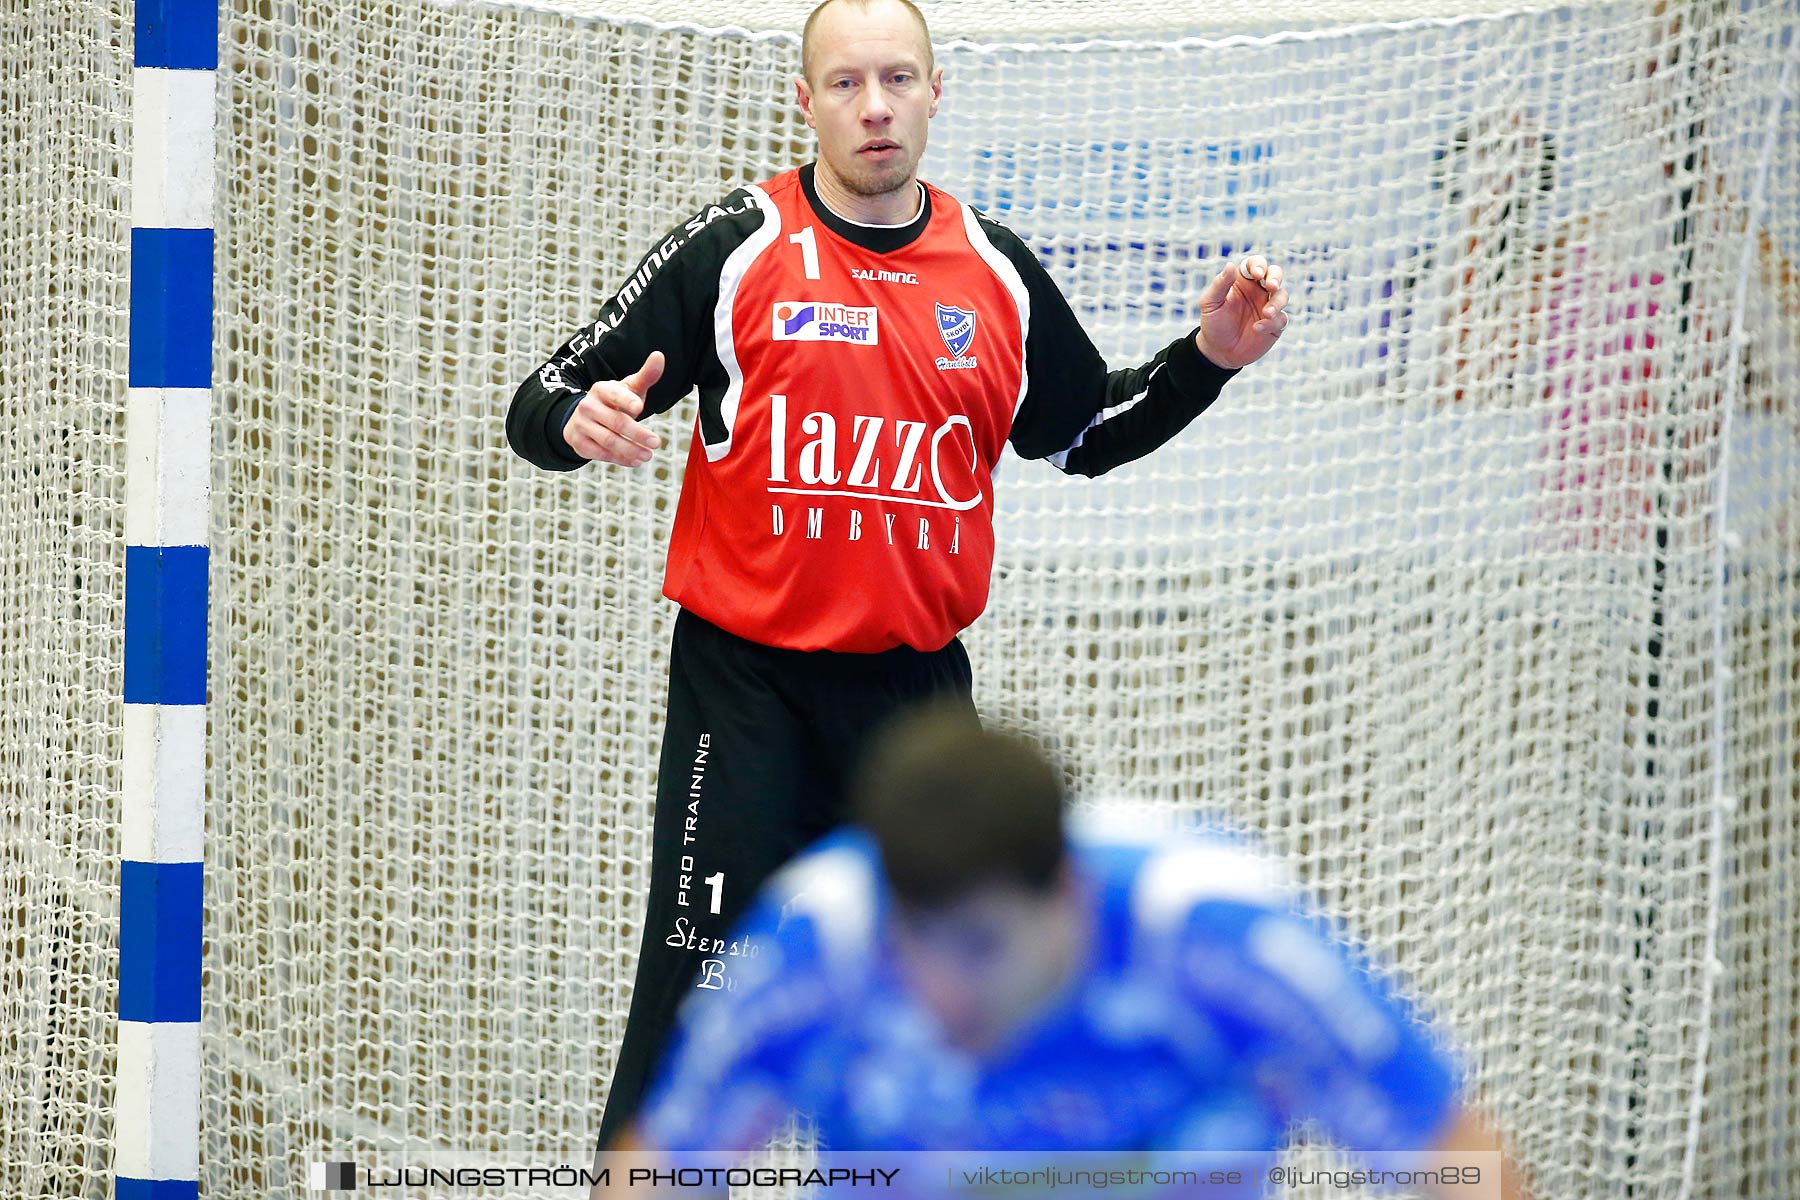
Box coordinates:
[974,215,1242,478]
[506,189,765,472]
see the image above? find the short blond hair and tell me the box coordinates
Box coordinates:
[801,0,934,84]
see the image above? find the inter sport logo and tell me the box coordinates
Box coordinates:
[771,302,879,344]
[935,303,976,358]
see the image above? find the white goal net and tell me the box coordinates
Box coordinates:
[3,0,1796,1196]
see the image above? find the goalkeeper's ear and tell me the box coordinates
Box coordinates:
[795,74,817,130]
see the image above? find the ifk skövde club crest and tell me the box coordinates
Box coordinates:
[935,303,976,359]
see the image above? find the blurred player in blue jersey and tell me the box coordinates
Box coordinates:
[609,708,1529,1199]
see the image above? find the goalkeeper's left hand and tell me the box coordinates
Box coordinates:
[1195,255,1290,369]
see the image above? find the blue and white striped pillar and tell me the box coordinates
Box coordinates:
[118,2,215,1197]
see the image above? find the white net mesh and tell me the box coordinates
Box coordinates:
[1,0,132,1195]
[3,0,1797,1196]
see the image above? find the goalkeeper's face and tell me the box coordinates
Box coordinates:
[797,0,942,202]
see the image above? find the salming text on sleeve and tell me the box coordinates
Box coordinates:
[504,189,768,471]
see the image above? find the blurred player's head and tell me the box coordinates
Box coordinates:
[853,706,1087,1053]
[796,0,942,209]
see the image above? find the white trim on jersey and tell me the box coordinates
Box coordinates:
[1046,362,1166,472]
[957,204,1032,424]
[816,181,929,230]
[709,185,783,463]
[769,842,878,973]
[1129,840,1289,939]
[1245,916,1401,1064]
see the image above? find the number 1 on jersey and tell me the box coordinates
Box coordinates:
[789,226,820,281]
[704,872,725,915]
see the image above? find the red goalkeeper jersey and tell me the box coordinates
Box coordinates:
[509,164,1239,653]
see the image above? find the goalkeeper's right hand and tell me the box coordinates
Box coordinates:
[561,350,666,468]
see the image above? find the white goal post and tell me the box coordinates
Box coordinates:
[2,1,1796,1197]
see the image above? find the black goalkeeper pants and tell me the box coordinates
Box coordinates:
[595,606,977,1149]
